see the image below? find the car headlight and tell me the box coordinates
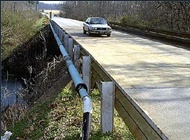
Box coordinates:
[92,27,97,30]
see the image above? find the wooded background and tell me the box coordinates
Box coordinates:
[61,1,190,33]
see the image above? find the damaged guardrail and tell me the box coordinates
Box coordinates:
[50,19,169,140]
[50,22,92,140]
[51,20,171,140]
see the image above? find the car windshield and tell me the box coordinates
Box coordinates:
[90,18,107,24]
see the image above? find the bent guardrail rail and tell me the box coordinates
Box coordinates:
[50,22,92,140]
[50,19,169,140]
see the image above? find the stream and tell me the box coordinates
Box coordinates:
[1,79,28,112]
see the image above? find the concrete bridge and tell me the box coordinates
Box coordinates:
[52,17,190,140]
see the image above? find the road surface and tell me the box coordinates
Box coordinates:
[52,17,190,140]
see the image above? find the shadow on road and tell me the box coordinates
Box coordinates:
[70,32,110,38]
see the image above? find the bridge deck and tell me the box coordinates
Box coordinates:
[52,17,190,140]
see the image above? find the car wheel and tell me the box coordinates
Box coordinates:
[83,28,86,34]
[107,34,111,37]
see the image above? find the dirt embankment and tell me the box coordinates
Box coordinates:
[1,25,74,134]
[2,25,70,107]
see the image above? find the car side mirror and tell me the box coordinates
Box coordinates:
[86,21,89,24]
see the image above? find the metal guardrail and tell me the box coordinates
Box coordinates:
[80,49,168,140]
[50,22,92,140]
[50,20,168,140]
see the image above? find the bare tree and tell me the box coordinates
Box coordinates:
[60,1,190,33]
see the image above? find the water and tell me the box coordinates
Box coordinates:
[1,79,27,111]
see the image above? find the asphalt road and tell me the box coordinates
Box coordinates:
[52,17,190,140]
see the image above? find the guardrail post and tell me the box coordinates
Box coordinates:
[82,56,91,94]
[60,29,64,40]
[64,34,69,52]
[54,24,57,34]
[56,27,59,37]
[61,30,65,44]
[57,27,60,38]
[57,28,62,39]
[68,38,74,60]
[74,45,81,70]
[57,27,59,35]
[101,82,115,133]
[60,31,65,44]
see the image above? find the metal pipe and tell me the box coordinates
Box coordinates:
[50,21,92,140]
[82,96,92,140]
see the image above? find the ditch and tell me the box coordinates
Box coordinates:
[1,24,69,133]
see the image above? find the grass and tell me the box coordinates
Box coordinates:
[8,87,135,140]
[1,9,48,61]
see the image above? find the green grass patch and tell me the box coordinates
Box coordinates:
[1,10,47,61]
[8,88,135,140]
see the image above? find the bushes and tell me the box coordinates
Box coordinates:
[120,15,139,26]
[120,15,160,29]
